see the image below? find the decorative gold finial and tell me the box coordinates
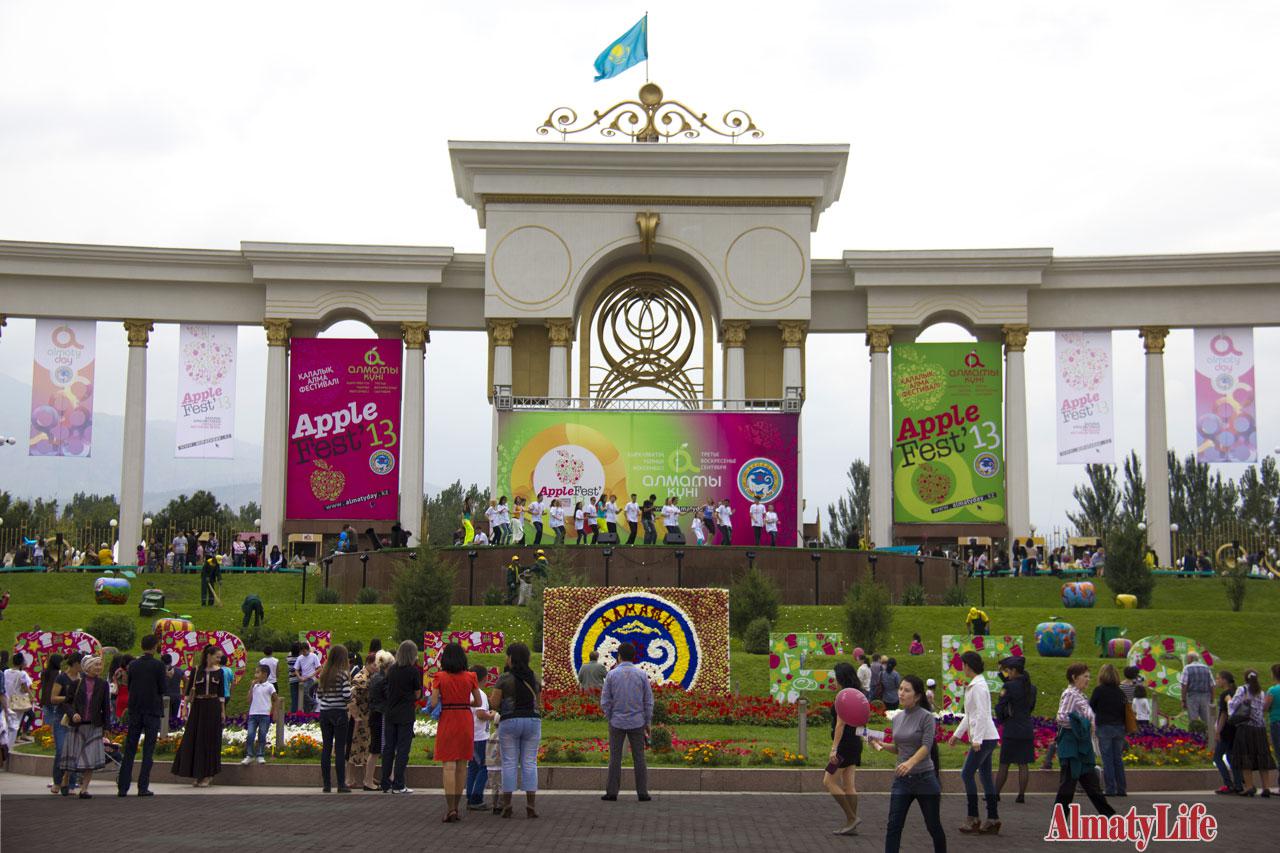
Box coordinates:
[866,325,893,354]
[487,319,518,347]
[546,319,575,347]
[721,320,750,348]
[537,82,762,144]
[779,321,808,348]
[401,322,429,349]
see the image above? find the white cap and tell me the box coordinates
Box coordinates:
[925,678,936,687]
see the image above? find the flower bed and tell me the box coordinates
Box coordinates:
[541,686,833,727]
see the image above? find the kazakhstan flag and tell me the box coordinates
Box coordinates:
[594,16,648,82]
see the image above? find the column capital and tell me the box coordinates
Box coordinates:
[0,314,7,338]
[721,320,750,348]
[865,325,893,353]
[778,320,808,348]
[487,318,518,347]
[264,318,292,347]
[1002,324,1030,353]
[545,318,574,347]
[401,321,429,349]
[1139,326,1170,354]
[123,319,154,347]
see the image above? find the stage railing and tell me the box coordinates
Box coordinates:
[504,396,796,412]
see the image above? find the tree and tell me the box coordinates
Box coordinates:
[729,566,780,637]
[422,480,491,547]
[233,501,262,529]
[824,459,870,547]
[1237,456,1280,537]
[1168,452,1240,547]
[149,490,230,530]
[1105,518,1155,607]
[393,548,455,643]
[1121,451,1146,524]
[61,492,120,528]
[1067,464,1120,538]
[843,580,892,654]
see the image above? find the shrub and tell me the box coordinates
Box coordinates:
[652,698,670,724]
[344,639,364,658]
[943,582,969,607]
[1105,519,1155,607]
[1222,564,1249,612]
[540,742,562,763]
[1188,718,1208,734]
[356,586,380,605]
[562,745,586,763]
[743,616,773,655]
[241,625,296,654]
[394,549,454,643]
[844,580,892,654]
[482,585,506,606]
[649,725,674,752]
[901,584,927,606]
[315,587,340,604]
[730,566,780,637]
[85,613,136,650]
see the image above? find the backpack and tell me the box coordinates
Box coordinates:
[870,665,884,701]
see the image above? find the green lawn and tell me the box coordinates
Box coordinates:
[5,572,1278,745]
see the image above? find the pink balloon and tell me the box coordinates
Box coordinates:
[835,687,870,727]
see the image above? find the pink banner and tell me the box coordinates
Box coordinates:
[29,320,96,457]
[1195,328,1257,463]
[286,338,403,520]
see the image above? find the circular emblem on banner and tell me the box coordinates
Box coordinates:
[738,458,783,502]
[974,452,1000,479]
[572,592,701,689]
[369,449,395,475]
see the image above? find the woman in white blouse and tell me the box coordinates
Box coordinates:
[948,651,1001,835]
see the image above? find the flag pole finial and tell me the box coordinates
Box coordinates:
[537,83,763,144]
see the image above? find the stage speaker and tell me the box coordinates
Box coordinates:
[664,531,686,545]
[596,531,619,545]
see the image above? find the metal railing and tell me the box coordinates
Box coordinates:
[505,396,796,412]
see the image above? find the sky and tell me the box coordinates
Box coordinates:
[1,1,1278,532]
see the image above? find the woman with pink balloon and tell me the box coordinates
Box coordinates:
[826,664,868,836]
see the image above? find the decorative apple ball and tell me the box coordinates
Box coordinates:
[851,647,865,661]
[1035,621,1076,657]
[1061,582,1096,608]
[834,687,871,727]
[94,576,130,605]
[1114,594,1137,609]
[1106,637,1133,658]
[153,617,194,635]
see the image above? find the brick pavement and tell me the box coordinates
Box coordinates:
[2,782,1276,852]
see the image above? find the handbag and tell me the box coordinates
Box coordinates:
[1123,702,1138,734]
[1228,696,1253,726]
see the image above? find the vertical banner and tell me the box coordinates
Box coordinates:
[1054,331,1115,464]
[29,319,97,457]
[495,410,799,545]
[285,338,403,520]
[175,324,237,458]
[891,343,1004,524]
[1194,327,1257,462]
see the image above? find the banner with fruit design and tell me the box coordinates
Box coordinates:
[768,632,844,704]
[175,323,237,459]
[286,338,403,520]
[891,343,1004,524]
[939,634,1023,712]
[29,319,96,457]
[1054,331,1114,464]
[496,411,798,545]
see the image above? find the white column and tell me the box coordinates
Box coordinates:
[260,319,291,552]
[488,319,516,395]
[1141,327,1171,564]
[1003,324,1031,542]
[867,326,893,548]
[780,320,806,395]
[118,320,152,557]
[722,320,749,409]
[399,323,428,546]
[546,319,573,402]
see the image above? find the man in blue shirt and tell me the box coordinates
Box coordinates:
[600,642,653,802]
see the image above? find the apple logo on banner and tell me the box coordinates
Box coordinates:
[533,445,605,504]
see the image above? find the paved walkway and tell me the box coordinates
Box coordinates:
[1,773,1273,851]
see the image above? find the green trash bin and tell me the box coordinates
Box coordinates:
[1094,625,1125,649]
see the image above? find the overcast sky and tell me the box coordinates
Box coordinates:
[1,1,1278,532]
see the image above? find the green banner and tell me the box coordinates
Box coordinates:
[891,342,1005,524]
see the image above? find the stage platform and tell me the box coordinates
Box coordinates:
[322,545,959,606]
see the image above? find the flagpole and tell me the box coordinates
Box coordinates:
[645,11,650,82]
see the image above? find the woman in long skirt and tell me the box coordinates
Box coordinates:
[58,655,111,798]
[172,645,226,787]
[1229,669,1277,796]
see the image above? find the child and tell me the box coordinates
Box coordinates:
[909,634,925,656]
[691,513,706,546]
[1132,684,1152,724]
[925,678,936,707]
[465,665,495,810]
[242,664,278,765]
[763,505,779,546]
[259,646,279,688]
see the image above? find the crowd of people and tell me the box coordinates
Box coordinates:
[457,494,781,548]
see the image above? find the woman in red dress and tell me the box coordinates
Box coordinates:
[431,643,484,823]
